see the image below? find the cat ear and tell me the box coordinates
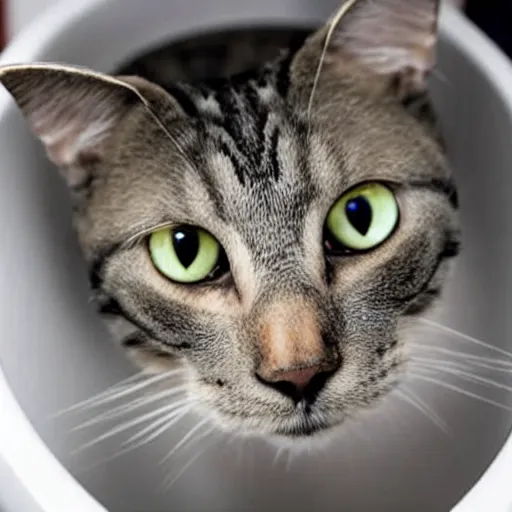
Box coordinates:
[0,64,179,186]
[304,0,440,99]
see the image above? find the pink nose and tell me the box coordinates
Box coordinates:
[256,362,338,404]
[255,297,340,403]
[272,366,321,391]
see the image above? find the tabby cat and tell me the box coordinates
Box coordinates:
[0,0,459,443]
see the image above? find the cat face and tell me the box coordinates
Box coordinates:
[0,0,459,442]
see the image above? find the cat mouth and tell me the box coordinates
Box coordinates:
[219,403,343,440]
[273,422,330,438]
[271,407,343,439]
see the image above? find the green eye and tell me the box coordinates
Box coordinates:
[149,226,224,283]
[326,183,399,252]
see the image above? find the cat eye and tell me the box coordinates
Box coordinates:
[149,226,228,283]
[325,182,399,253]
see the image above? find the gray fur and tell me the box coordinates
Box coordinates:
[0,0,459,443]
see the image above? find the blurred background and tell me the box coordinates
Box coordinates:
[1,0,511,60]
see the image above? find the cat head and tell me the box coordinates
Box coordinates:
[0,0,459,442]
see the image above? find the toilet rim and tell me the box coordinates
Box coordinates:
[0,1,512,511]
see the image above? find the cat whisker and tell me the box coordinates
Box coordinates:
[439,359,512,374]
[414,363,499,391]
[72,397,194,454]
[160,435,217,493]
[410,344,512,370]
[272,446,285,468]
[73,403,195,473]
[227,432,240,446]
[394,387,450,435]
[410,356,470,371]
[175,423,217,462]
[160,417,212,465]
[71,385,188,431]
[54,369,187,418]
[123,404,194,447]
[411,362,512,395]
[234,434,248,467]
[285,447,295,472]
[431,67,451,87]
[50,371,146,418]
[418,318,512,360]
[409,369,512,412]
[410,358,512,387]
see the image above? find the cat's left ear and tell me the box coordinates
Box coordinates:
[0,63,182,186]
[295,0,440,101]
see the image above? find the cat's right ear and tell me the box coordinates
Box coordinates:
[0,63,182,188]
[291,0,441,106]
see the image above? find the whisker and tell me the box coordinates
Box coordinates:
[431,67,451,87]
[411,356,512,382]
[411,356,470,371]
[160,436,217,492]
[71,385,188,431]
[447,360,512,374]
[160,417,211,465]
[419,318,512,360]
[272,446,285,468]
[412,362,512,394]
[285,448,295,472]
[414,364,495,391]
[175,424,217,460]
[234,435,248,467]
[123,403,194,447]
[410,344,512,371]
[72,398,193,454]
[50,371,147,418]
[56,369,187,418]
[395,387,450,435]
[409,370,512,412]
[227,432,239,446]
[73,404,194,474]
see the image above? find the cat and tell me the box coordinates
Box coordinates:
[0,0,460,444]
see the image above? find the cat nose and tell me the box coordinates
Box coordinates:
[255,297,339,404]
[256,363,338,404]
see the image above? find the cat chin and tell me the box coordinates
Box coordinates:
[263,424,344,453]
[214,414,346,453]
[199,405,344,451]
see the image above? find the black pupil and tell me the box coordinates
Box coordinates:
[172,228,199,269]
[345,196,372,236]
